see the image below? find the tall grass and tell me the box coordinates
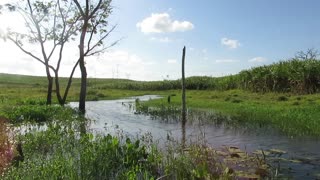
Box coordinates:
[90,58,320,94]
[238,59,320,93]
[0,102,273,179]
[2,58,320,95]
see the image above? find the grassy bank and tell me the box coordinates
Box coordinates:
[0,102,273,179]
[138,89,320,136]
[1,72,320,136]
[1,71,318,178]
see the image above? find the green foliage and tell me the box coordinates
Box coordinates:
[277,96,289,101]
[95,58,320,94]
[4,104,75,124]
[2,58,320,99]
[3,118,160,179]
[238,58,320,93]
[1,101,271,179]
[140,89,320,136]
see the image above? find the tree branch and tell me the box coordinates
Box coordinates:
[7,36,55,71]
[73,0,84,16]
[85,39,120,57]
[89,0,103,18]
[86,24,117,54]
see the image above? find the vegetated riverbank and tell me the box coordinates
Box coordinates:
[0,71,319,178]
[137,89,320,137]
[1,66,320,137]
[0,99,275,179]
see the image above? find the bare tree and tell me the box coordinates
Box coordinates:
[73,0,119,113]
[2,0,81,105]
[295,48,319,60]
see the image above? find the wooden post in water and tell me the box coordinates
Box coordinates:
[181,46,186,147]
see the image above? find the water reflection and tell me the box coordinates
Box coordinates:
[70,95,320,179]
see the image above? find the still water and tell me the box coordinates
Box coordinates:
[71,95,320,179]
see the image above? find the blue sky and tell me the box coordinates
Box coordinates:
[1,0,320,80]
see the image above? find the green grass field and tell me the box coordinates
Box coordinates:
[0,73,273,179]
[1,72,320,136]
[1,72,318,178]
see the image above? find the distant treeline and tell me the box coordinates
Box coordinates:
[94,58,320,94]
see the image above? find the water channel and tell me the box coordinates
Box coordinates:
[71,95,320,179]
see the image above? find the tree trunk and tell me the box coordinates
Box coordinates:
[62,60,80,104]
[53,70,64,105]
[78,18,89,114]
[45,63,53,105]
[46,75,53,105]
[181,46,186,146]
[79,60,87,113]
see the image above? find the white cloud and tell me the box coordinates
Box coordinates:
[221,38,241,49]
[136,13,194,33]
[150,37,172,43]
[215,59,239,63]
[248,57,267,63]
[167,59,177,64]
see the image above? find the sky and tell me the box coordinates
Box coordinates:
[1,0,320,81]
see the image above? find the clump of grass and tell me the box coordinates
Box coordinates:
[292,101,300,106]
[97,93,106,98]
[18,98,46,106]
[277,96,288,101]
[231,99,242,103]
[4,104,76,124]
[3,122,160,179]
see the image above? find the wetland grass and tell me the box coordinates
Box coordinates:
[1,56,320,178]
[0,100,274,179]
[138,90,320,136]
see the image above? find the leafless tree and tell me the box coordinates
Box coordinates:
[295,48,319,60]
